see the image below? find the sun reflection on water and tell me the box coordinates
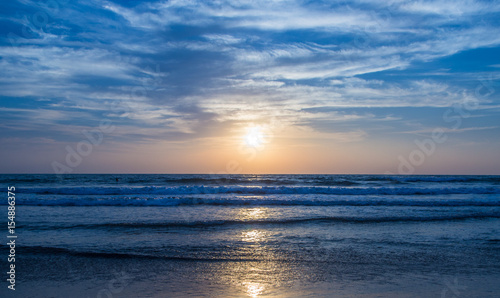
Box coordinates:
[241,229,265,242]
[243,282,265,297]
[230,207,286,297]
[237,207,268,221]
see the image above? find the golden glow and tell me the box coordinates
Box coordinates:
[244,126,265,148]
[241,229,265,242]
[243,282,265,298]
[246,207,265,219]
[237,207,268,220]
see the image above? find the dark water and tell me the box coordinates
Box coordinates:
[1,174,499,297]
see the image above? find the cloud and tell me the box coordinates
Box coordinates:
[1,0,499,148]
[405,126,499,135]
[397,0,500,16]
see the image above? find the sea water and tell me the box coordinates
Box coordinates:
[1,174,499,297]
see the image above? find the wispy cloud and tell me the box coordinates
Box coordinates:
[1,0,499,172]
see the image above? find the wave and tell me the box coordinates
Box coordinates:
[15,245,246,261]
[363,175,500,183]
[167,177,361,186]
[16,185,500,196]
[9,195,500,207]
[3,174,499,187]
[18,214,500,231]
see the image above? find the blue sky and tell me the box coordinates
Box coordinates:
[1,0,499,174]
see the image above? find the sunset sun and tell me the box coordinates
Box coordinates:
[244,126,265,148]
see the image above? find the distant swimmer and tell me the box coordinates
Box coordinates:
[116,178,119,182]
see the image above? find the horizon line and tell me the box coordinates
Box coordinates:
[1,173,500,176]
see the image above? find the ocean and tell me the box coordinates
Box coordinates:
[1,174,500,297]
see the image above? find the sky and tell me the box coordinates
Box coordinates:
[1,0,500,174]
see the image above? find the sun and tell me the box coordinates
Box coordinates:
[244,126,265,148]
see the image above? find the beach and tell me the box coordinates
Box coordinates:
[1,174,500,297]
